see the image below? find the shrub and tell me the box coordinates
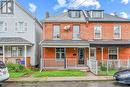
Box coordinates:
[100,64,107,71]
[6,63,25,72]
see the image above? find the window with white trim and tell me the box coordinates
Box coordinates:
[0,21,7,32]
[15,22,27,32]
[109,48,117,60]
[94,25,102,39]
[56,48,65,60]
[5,46,24,57]
[1,0,14,14]
[53,25,60,39]
[69,11,80,18]
[73,25,80,39]
[114,25,121,39]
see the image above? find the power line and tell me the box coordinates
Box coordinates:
[75,0,87,9]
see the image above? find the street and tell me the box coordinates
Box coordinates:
[1,81,130,87]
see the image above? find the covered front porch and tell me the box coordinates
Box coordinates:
[40,40,130,72]
[0,37,32,67]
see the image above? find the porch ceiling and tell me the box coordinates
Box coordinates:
[90,40,130,47]
[40,40,89,48]
[0,37,33,46]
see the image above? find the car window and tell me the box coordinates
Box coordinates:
[0,61,6,68]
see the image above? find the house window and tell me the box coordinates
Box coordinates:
[7,46,24,57]
[73,25,80,39]
[0,22,7,32]
[11,47,17,57]
[90,11,104,18]
[53,25,60,39]
[94,25,102,39]
[0,22,4,32]
[0,47,3,56]
[18,47,23,56]
[1,0,14,14]
[69,11,80,18]
[109,48,117,60]
[15,22,27,32]
[114,25,121,39]
[56,48,65,60]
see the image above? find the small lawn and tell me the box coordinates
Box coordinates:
[33,70,86,77]
[99,70,117,76]
[9,72,27,78]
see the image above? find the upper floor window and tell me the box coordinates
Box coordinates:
[73,25,80,39]
[1,0,14,14]
[0,21,7,32]
[90,10,104,18]
[114,25,121,39]
[15,22,27,32]
[56,48,65,61]
[94,25,102,39]
[53,25,60,40]
[68,10,80,18]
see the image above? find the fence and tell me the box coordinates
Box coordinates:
[89,59,130,75]
[41,58,77,69]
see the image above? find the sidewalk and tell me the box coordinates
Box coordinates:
[8,73,114,82]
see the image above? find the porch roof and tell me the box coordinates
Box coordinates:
[90,40,130,47]
[0,37,33,46]
[40,40,89,48]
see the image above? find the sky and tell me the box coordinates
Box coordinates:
[16,0,130,20]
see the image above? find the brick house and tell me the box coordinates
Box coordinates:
[40,10,130,71]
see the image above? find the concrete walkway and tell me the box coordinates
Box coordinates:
[8,72,114,82]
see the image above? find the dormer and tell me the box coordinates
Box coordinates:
[0,0,14,14]
[89,10,104,19]
[68,10,81,18]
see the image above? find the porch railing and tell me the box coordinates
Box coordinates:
[41,58,88,69]
[89,58,130,75]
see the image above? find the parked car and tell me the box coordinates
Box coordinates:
[113,69,130,84]
[0,61,9,85]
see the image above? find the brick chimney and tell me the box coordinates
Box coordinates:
[45,12,49,18]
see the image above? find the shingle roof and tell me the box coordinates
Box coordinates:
[44,10,130,22]
[89,40,130,47]
[0,37,32,44]
[40,40,89,47]
[44,11,86,22]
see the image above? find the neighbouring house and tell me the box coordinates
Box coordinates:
[40,9,130,73]
[0,0,42,67]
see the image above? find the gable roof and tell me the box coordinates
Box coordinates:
[15,1,42,28]
[44,10,130,23]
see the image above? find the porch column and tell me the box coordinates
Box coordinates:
[117,47,119,59]
[40,47,43,71]
[3,45,5,63]
[88,47,91,67]
[24,45,27,67]
[101,47,104,61]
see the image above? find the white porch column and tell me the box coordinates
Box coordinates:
[88,47,91,67]
[101,47,104,61]
[117,47,119,59]
[24,45,27,67]
[3,45,5,63]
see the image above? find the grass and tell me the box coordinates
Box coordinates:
[32,70,87,77]
[9,72,27,78]
[99,70,117,76]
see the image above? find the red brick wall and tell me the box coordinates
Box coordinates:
[43,22,130,40]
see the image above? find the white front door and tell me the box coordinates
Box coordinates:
[90,48,96,60]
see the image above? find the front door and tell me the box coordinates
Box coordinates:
[90,48,96,60]
[78,48,84,64]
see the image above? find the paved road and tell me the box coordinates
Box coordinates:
[1,81,130,87]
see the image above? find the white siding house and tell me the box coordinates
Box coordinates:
[0,0,42,67]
